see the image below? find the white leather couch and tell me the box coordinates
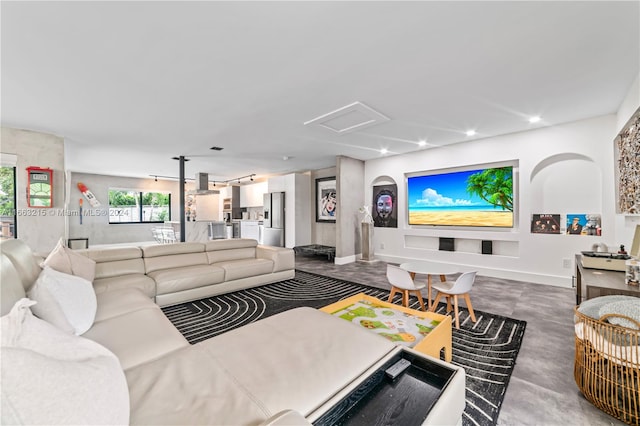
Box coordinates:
[1,238,466,425]
[80,238,295,306]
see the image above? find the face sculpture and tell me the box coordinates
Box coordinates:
[376,194,393,220]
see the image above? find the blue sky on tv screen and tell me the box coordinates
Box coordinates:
[408,168,509,212]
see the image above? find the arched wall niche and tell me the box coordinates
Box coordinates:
[370,175,399,207]
[530,153,595,182]
[371,175,397,186]
[529,153,602,214]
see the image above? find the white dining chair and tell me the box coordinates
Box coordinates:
[386,264,427,311]
[430,271,478,329]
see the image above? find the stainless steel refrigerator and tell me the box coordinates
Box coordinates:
[263,192,285,247]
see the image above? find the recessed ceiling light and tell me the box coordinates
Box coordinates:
[528,116,541,123]
[380,148,388,154]
[418,140,427,147]
[466,130,476,137]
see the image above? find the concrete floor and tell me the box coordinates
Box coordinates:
[294,254,624,426]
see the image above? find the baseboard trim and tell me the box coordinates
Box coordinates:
[334,254,357,265]
[371,254,573,288]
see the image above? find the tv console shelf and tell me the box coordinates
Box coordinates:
[574,253,639,304]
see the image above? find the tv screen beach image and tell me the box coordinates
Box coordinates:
[408,167,514,227]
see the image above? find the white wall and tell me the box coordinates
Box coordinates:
[68,172,181,245]
[365,114,624,286]
[1,127,66,253]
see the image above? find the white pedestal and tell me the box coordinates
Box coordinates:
[361,222,375,262]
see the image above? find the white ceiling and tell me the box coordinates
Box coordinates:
[2,1,638,183]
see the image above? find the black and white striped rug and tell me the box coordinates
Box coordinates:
[162,270,526,426]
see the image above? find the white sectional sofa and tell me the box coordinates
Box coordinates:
[1,238,466,425]
[80,238,295,306]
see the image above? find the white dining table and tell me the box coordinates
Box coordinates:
[399,261,461,311]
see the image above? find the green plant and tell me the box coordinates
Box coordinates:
[466,167,513,211]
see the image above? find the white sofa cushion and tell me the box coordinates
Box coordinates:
[216,258,275,281]
[144,252,209,274]
[83,306,189,370]
[257,245,295,273]
[1,239,42,290]
[148,264,225,295]
[94,287,157,322]
[126,307,395,425]
[126,344,273,425]
[0,299,129,425]
[93,273,157,298]
[27,266,97,335]
[0,254,27,316]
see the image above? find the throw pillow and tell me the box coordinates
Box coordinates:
[41,238,96,282]
[27,266,97,335]
[1,298,129,425]
[41,238,73,276]
[66,247,96,282]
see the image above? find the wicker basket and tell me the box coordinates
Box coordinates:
[574,307,640,425]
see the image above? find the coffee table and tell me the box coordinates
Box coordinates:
[320,293,452,362]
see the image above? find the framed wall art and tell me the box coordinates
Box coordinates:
[531,214,561,234]
[316,177,336,223]
[615,106,640,214]
[567,214,602,236]
[372,184,398,228]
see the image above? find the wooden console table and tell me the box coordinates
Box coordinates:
[574,254,639,305]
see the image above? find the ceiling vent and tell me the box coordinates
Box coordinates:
[304,101,390,134]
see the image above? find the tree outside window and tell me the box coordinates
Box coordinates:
[109,189,170,223]
[0,167,16,239]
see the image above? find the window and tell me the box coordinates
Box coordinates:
[0,166,17,239]
[108,189,171,224]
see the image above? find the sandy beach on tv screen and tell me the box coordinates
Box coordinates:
[410,211,513,227]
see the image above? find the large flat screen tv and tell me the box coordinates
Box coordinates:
[407,165,514,227]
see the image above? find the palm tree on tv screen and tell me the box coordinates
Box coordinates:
[466,167,513,211]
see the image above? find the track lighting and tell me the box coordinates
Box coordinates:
[148,173,257,185]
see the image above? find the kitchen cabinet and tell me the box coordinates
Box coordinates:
[240,220,260,242]
[240,182,267,207]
